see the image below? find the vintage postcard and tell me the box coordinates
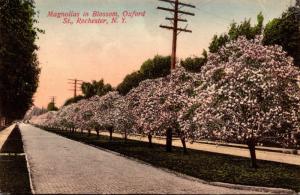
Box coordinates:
[0,0,299,194]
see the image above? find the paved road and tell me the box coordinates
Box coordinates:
[19,124,264,194]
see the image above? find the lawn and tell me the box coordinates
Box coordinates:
[0,126,31,193]
[42,127,300,192]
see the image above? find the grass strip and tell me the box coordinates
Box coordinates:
[0,126,31,193]
[0,126,24,153]
[0,155,31,193]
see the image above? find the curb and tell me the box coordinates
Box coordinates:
[43,128,297,194]
[20,124,35,194]
[25,154,35,194]
[0,153,25,156]
[210,182,296,194]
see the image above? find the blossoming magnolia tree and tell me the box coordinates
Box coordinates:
[125,78,162,147]
[70,96,103,135]
[127,67,201,152]
[30,111,57,127]
[89,92,130,140]
[55,100,84,131]
[113,97,134,141]
[23,106,47,122]
[180,36,300,168]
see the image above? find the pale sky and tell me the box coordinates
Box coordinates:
[34,0,294,108]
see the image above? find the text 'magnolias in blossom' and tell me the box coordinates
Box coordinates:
[47,10,146,25]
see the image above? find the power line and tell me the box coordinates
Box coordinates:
[197,0,213,8]
[158,0,196,69]
[195,6,232,22]
[194,0,279,23]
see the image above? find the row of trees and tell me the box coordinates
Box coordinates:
[0,0,41,123]
[30,36,300,168]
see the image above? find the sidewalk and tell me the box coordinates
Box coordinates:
[0,124,15,150]
[96,131,300,166]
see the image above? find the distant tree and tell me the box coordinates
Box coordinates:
[140,55,171,79]
[81,82,94,98]
[81,79,113,98]
[181,50,208,72]
[47,102,58,111]
[209,13,264,53]
[263,5,300,66]
[117,55,171,95]
[63,95,85,106]
[209,7,300,67]
[0,0,42,122]
[209,34,230,53]
[117,71,145,95]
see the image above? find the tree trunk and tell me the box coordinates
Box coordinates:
[5,117,11,126]
[96,130,99,138]
[88,129,91,137]
[248,139,258,169]
[124,129,127,142]
[166,128,173,152]
[181,137,188,154]
[148,134,153,148]
[109,127,113,141]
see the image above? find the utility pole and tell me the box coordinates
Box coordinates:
[68,79,83,98]
[49,96,56,106]
[158,0,195,69]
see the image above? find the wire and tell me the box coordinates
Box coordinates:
[195,7,232,22]
[197,0,213,8]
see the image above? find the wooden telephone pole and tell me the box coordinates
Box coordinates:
[49,96,56,106]
[68,79,83,98]
[50,96,55,104]
[158,0,195,69]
